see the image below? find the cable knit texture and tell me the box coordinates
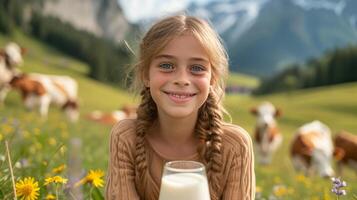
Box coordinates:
[105,119,255,200]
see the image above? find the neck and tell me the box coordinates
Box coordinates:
[157,114,197,146]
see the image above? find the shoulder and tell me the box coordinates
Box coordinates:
[110,119,137,146]
[221,122,253,154]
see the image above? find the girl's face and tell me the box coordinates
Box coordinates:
[147,34,212,119]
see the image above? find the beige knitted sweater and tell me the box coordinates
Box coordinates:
[105,119,255,200]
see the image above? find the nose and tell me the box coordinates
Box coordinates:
[174,68,190,86]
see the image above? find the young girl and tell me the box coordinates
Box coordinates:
[106,15,255,200]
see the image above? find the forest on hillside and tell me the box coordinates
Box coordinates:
[0,0,134,87]
[254,45,357,94]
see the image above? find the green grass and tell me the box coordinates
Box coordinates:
[1,31,356,199]
[226,72,260,88]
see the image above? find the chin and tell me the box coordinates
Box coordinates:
[162,108,197,119]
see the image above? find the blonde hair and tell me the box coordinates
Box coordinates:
[132,15,228,198]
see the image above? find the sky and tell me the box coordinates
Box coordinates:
[118,0,215,23]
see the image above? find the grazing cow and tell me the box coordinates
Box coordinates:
[86,105,137,125]
[333,131,357,175]
[251,102,282,164]
[0,42,26,104]
[10,73,79,122]
[290,120,334,177]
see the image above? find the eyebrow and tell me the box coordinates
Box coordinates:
[154,54,209,63]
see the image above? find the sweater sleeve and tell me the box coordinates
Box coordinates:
[222,128,256,200]
[105,121,140,200]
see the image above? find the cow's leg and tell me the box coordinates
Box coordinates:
[259,148,270,165]
[39,95,51,118]
[348,160,357,174]
[336,161,343,176]
[0,84,11,105]
[292,155,308,174]
[24,95,37,111]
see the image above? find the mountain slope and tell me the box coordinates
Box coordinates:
[42,0,132,43]
[187,0,357,77]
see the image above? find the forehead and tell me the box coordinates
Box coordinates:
[156,34,209,61]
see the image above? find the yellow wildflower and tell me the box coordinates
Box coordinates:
[256,186,262,193]
[45,194,56,200]
[0,133,3,141]
[2,124,14,134]
[273,185,289,197]
[44,176,68,185]
[48,137,57,146]
[15,177,40,200]
[52,164,66,174]
[75,169,105,188]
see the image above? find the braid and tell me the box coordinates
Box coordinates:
[135,87,157,194]
[196,92,223,198]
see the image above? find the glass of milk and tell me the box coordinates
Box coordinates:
[158,160,211,200]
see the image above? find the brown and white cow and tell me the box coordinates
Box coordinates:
[290,120,334,177]
[10,73,79,122]
[251,101,282,164]
[333,131,357,175]
[0,42,26,104]
[86,105,137,125]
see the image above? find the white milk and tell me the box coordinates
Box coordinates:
[158,173,210,200]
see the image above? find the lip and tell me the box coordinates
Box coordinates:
[163,91,197,103]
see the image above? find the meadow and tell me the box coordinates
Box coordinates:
[1,32,356,199]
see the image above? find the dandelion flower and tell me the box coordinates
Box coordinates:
[52,164,66,174]
[45,194,56,200]
[273,185,289,197]
[75,169,104,188]
[44,176,68,185]
[15,177,40,200]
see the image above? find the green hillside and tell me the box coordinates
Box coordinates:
[1,32,356,199]
[226,72,259,88]
[0,31,137,113]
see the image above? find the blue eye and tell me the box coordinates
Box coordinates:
[159,63,174,70]
[190,65,205,73]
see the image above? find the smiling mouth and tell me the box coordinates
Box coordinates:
[163,91,196,99]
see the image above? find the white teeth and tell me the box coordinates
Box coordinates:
[172,94,188,98]
[169,93,194,98]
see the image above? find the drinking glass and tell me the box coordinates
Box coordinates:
[158,160,211,200]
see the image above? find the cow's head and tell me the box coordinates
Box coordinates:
[312,148,335,178]
[4,42,26,68]
[251,102,281,127]
[251,102,282,139]
[62,100,79,122]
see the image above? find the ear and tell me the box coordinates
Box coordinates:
[275,108,282,117]
[333,147,345,161]
[250,107,257,115]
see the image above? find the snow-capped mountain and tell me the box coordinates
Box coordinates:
[186,0,357,76]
